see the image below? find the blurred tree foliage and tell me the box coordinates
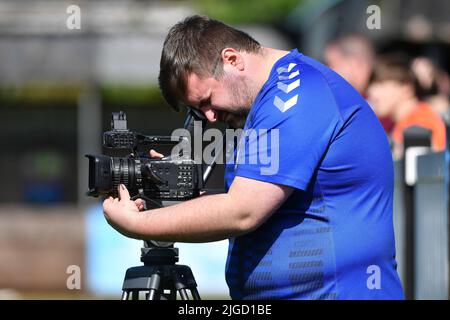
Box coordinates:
[100,85,168,109]
[0,84,169,109]
[196,0,302,24]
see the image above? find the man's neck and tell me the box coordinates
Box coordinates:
[394,97,419,121]
[255,47,290,90]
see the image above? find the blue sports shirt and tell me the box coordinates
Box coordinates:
[224,49,404,300]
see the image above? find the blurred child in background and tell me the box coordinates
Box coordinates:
[368,54,446,158]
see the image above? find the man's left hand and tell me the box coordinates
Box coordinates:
[103,184,145,238]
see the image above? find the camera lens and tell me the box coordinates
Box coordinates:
[111,157,142,194]
[85,154,142,197]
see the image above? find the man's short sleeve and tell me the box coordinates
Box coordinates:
[234,63,343,191]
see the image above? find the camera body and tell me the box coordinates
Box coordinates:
[85,111,203,202]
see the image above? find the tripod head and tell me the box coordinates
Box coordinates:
[141,240,179,265]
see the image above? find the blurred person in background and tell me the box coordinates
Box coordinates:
[411,56,450,122]
[324,34,395,134]
[368,54,446,159]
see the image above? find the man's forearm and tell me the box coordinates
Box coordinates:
[133,193,253,242]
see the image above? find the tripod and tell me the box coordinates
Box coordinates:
[121,240,201,300]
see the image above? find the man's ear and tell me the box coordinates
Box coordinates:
[221,48,245,72]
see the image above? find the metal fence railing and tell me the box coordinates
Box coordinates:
[394,151,449,300]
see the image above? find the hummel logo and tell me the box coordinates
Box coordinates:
[277,79,300,94]
[277,63,297,74]
[274,95,298,113]
[278,70,299,80]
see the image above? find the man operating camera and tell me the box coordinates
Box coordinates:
[103,16,404,300]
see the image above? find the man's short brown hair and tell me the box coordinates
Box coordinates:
[371,53,420,96]
[158,15,261,111]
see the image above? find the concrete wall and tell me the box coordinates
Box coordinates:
[0,205,84,292]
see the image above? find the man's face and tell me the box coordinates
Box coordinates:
[324,45,371,94]
[184,71,257,129]
[324,46,354,82]
[367,80,407,118]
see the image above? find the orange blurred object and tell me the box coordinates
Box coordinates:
[392,102,446,151]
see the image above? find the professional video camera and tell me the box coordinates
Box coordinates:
[85,109,213,208]
[84,109,221,300]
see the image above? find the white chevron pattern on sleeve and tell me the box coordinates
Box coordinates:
[273,95,298,113]
[273,62,301,113]
[278,70,299,80]
[277,79,300,94]
[276,63,296,74]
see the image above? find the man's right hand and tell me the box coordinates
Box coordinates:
[149,149,164,158]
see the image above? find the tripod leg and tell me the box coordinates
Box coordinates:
[173,273,190,300]
[147,290,156,300]
[191,288,201,300]
[147,273,162,300]
[178,288,189,300]
[172,267,201,300]
[121,291,130,300]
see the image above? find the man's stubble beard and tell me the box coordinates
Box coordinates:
[222,73,259,129]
